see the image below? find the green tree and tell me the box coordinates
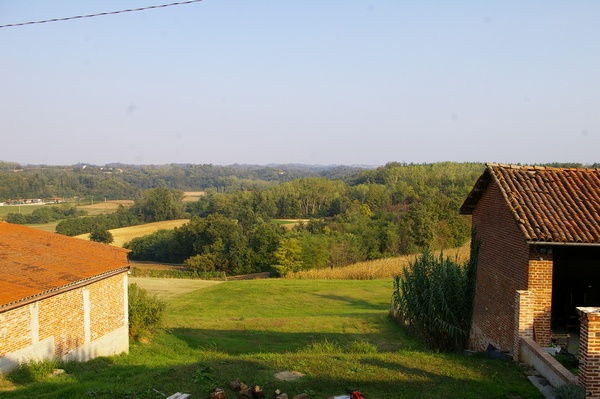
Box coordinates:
[89,227,114,244]
[184,253,216,273]
[273,237,303,276]
[125,229,184,263]
[135,187,185,223]
[6,213,26,224]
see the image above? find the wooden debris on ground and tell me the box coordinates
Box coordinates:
[167,393,191,399]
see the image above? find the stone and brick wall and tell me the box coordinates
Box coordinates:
[0,273,128,371]
[469,182,530,352]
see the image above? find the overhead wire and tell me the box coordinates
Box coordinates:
[0,0,204,29]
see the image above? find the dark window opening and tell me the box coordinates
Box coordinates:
[551,246,600,332]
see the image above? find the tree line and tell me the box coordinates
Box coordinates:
[6,161,589,277]
[0,162,488,275]
[0,162,364,202]
[122,162,486,276]
[54,188,186,236]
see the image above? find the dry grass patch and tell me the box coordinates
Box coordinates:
[74,219,189,247]
[286,243,471,280]
[273,219,310,230]
[77,200,134,215]
[183,191,205,202]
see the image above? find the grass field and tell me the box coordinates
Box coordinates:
[0,200,132,224]
[0,204,47,220]
[0,278,542,399]
[25,222,59,232]
[183,191,205,202]
[129,277,223,300]
[76,200,134,216]
[74,219,189,247]
[273,219,310,230]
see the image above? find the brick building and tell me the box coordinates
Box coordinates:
[460,164,600,393]
[0,222,130,372]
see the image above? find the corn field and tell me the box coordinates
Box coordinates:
[285,243,470,280]
[391,238,479,352]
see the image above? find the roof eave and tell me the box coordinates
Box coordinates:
[459,164,496,215]
[0,266,129,314]
[527,241,600,247]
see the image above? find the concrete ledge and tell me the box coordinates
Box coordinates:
[519,336,578,388]
[0,337,55,373]
[63,325,129,363]
[0,326,129,374]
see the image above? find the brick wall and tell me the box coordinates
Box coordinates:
[469,182,530,352]
[89,274,126,341]
[514,290,535,360]
[0,306,31,356]
[578,308,600,398]
[528,248,553,347]
[38,288,85,357]
[0,273,127,363]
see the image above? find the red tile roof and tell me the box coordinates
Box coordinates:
[460,163,600,244]
[0,222,129,309]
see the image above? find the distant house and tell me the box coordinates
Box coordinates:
[0,222,130,372]
[460,163,600,355]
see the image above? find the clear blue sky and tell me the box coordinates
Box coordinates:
[1,1,599,166]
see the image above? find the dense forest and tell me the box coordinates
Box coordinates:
[1,161,594,276]
[0,162,365,201]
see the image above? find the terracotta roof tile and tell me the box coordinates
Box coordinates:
[0,222,130,309]
[460,163,600,244]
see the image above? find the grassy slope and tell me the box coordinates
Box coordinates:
[0,279,542,399]
[129,277,223,301]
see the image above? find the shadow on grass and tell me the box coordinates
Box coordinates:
[168,324,410,355]
[0,351,543,399]
[311,293,388,311]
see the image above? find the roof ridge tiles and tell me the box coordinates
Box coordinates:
[462,163,600,244]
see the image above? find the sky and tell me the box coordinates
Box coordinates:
[1,1,599,167]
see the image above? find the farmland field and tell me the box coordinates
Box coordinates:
[74,219,189,247]
[24,222,59,233]
[0,204,48,220]
[0,278,542,399]
[182,191,205,202]
[76,200,134,216]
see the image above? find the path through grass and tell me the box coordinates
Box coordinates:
[0,279,542,399]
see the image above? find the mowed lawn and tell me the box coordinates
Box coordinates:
[1,278,542,399]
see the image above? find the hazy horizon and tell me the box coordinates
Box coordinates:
[2,1,599,166]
